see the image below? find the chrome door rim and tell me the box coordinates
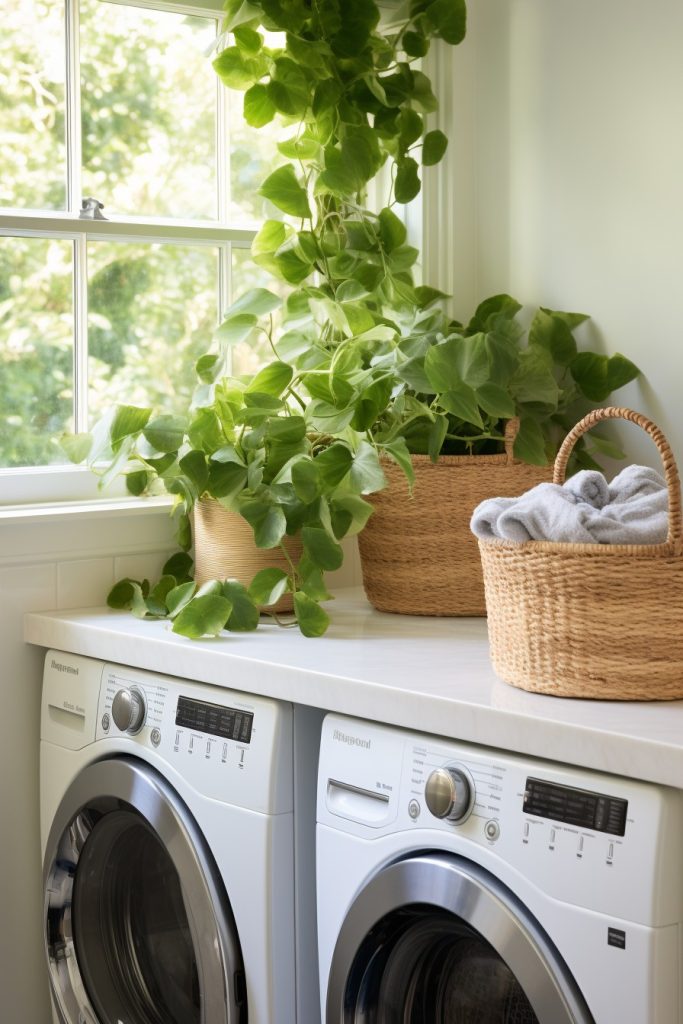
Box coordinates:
[44,756,243,1024]
[326,852,594,1024]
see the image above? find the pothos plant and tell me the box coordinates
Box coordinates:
[64,0,639,638]
[64,0,471,637]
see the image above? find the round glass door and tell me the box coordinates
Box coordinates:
[327,853,594,1024]
[347,907,538,1022]
[44,757,245,1024]
[72,810,200,1023]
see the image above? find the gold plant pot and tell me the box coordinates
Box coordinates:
[193,498,302,614]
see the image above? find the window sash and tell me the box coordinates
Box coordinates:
[1,0,257,505]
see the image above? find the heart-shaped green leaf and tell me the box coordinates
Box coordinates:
[249,567,290,606]
[422,129,448,165]
[259,165,311,219]
[222,580,260,631]
[293,591,330,637]
[172,595,233,639]
[303,526,344,571]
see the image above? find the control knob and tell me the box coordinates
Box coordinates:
[111,687,146,734]
[425,766,473,823]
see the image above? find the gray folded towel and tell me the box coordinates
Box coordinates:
[565,469,610,508]
[471,465,668,545]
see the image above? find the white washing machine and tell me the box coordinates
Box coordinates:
[317,714,683,1023]
[40,649,316,1024]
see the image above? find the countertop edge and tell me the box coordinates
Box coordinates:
[24,608,683,790]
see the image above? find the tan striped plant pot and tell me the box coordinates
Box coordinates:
[358,425,551,617]
[193,498,302,614]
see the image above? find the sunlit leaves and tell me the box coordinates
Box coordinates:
[111,405,151,447]
[245,361,293,397]
[258,165,311,219]
[60,433,93,464]
[244,83,276,127]
[212,46,267,90]
[143,414,185,453]
[215,313,258,347]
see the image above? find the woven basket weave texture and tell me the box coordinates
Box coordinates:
[193,499,301,614]
[479,407,683,700]
[358,424,551,616]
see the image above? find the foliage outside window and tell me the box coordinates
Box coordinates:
[0,0,283,487]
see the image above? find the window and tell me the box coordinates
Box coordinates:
[0,0,283,503]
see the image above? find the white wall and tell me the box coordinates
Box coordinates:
[0,504,360,1023]
[0,507,176,1023]
[431,0,683,469]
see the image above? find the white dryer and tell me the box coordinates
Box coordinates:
[41,650,303,1024]
[317,714,683,1023]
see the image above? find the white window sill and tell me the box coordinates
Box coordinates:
[0,494,173,524]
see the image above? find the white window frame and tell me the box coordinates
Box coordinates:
[0,0,257,508]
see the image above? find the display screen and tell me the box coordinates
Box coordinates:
[523,777,627,836]
[175,696,253,744]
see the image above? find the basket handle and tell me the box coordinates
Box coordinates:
[504,418,520,461]
[553,406,683,550]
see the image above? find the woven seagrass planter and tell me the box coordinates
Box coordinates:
[479,407,683,701]
[193,498,301,614]
[358,423,551,617]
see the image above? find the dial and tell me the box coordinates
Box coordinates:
[424,766,473,823]
[111,687,146,734]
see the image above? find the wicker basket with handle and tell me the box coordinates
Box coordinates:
[358,420,551,616]
[193,498,301,614]
[478,407,683,700]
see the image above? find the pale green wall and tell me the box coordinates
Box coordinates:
[442,0,683,467]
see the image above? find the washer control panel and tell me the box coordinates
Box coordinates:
[317,713,683,926]
[42,654,297,815]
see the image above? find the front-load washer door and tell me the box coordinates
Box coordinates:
[326,852,595,1024]
[43,757,245,1024]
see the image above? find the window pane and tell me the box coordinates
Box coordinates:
[0,237,74,468]
[88,241,218,423]
[0,2,66,210]
[80,0,217,220]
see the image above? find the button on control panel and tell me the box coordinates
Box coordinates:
[484,819,500,842]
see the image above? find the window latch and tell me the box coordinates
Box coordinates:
[79,196,108,221]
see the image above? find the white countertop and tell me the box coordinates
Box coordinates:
[25,588,683,789]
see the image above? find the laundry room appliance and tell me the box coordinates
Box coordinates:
[317,714,683,1023]
[41,650,301,1024]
